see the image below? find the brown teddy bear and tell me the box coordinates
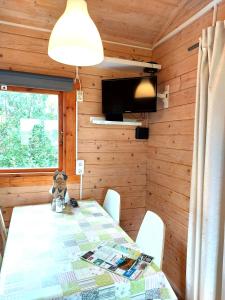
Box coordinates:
[51,170,68,212]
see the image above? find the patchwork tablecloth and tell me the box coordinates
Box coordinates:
[0,201,177,300]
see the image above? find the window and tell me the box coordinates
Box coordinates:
[0,86,77,183]
[0,88,62,171]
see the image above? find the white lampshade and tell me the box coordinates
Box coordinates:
[48,0,104,66]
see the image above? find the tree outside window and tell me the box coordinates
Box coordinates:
[0,90,59,170]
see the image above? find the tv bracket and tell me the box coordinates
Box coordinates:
[144,64,169,109]
[157,85,169,109]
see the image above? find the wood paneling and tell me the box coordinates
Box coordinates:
[148,147,193,166]
[147,2,225,299]
[0,0,212,49]
[78,140,147,153]
[0,0,177,47]
[161,0,212,37]
[0,25,151,240]
[148,159,191,182]
[150,103,195,123]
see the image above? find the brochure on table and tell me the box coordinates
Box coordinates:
[81,242,153,280]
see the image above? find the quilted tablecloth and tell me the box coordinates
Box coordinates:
[0,201,177,300]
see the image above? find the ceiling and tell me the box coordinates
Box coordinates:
[0,0,211,49]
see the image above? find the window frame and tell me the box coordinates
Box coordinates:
[0,86,78,184]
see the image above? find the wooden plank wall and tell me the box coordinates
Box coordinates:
[148,2,225,299]
[0,25,152,241]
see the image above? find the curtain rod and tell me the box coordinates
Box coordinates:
[153,0,222,49]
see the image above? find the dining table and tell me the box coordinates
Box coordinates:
[0,200,177,300]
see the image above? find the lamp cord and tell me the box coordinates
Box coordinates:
[74,66,82,91]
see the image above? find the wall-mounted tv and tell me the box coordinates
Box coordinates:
[102,76,157,121]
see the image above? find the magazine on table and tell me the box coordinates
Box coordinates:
[81,242,153,280]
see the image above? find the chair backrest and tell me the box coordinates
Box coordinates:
[103,189,121,224]
[136,211,165,269]
[0,208,7,251]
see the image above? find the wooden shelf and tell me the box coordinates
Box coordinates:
[90,117,142,126]
[97,57,161,73]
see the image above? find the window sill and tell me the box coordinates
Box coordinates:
[0,173,80,187]
[0,171,55,177]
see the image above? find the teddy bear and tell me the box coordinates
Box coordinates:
[51,170,68,212]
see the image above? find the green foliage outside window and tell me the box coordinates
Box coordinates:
[0,91,59,169]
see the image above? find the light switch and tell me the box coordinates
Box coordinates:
[76,160,84,175]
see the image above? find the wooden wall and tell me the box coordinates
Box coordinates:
[147,1,225,299]
[0,24,152,241]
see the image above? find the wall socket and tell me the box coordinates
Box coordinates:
[76,90,84,102]
[1,85,7,91]
[76,160,84,175]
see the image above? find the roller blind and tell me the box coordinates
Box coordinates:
[0,70,73,91]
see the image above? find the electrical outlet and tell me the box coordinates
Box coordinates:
[1,85,7,91]
[76,160,84,175]
[76,90,84,102]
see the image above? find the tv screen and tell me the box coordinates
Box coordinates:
[102,76,157,120]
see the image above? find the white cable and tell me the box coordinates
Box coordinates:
[75,68,79,162]
[74,66,82,162]
[79,174,83,200]
[74,67,84,201]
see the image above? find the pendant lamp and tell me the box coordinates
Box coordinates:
[48,0,104,66]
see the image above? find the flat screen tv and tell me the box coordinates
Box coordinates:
[102,76,157,121]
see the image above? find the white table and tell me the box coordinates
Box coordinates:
[0,201,177,299]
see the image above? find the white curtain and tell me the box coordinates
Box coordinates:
[186,21,225,300]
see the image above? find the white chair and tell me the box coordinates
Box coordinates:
[103,189,121,224]
[136,211,165,269]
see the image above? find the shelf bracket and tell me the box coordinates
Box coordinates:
[157,85,169,108]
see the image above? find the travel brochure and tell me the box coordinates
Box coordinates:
[81,242,153,280]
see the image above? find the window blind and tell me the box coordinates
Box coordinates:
[0,70,73,91]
